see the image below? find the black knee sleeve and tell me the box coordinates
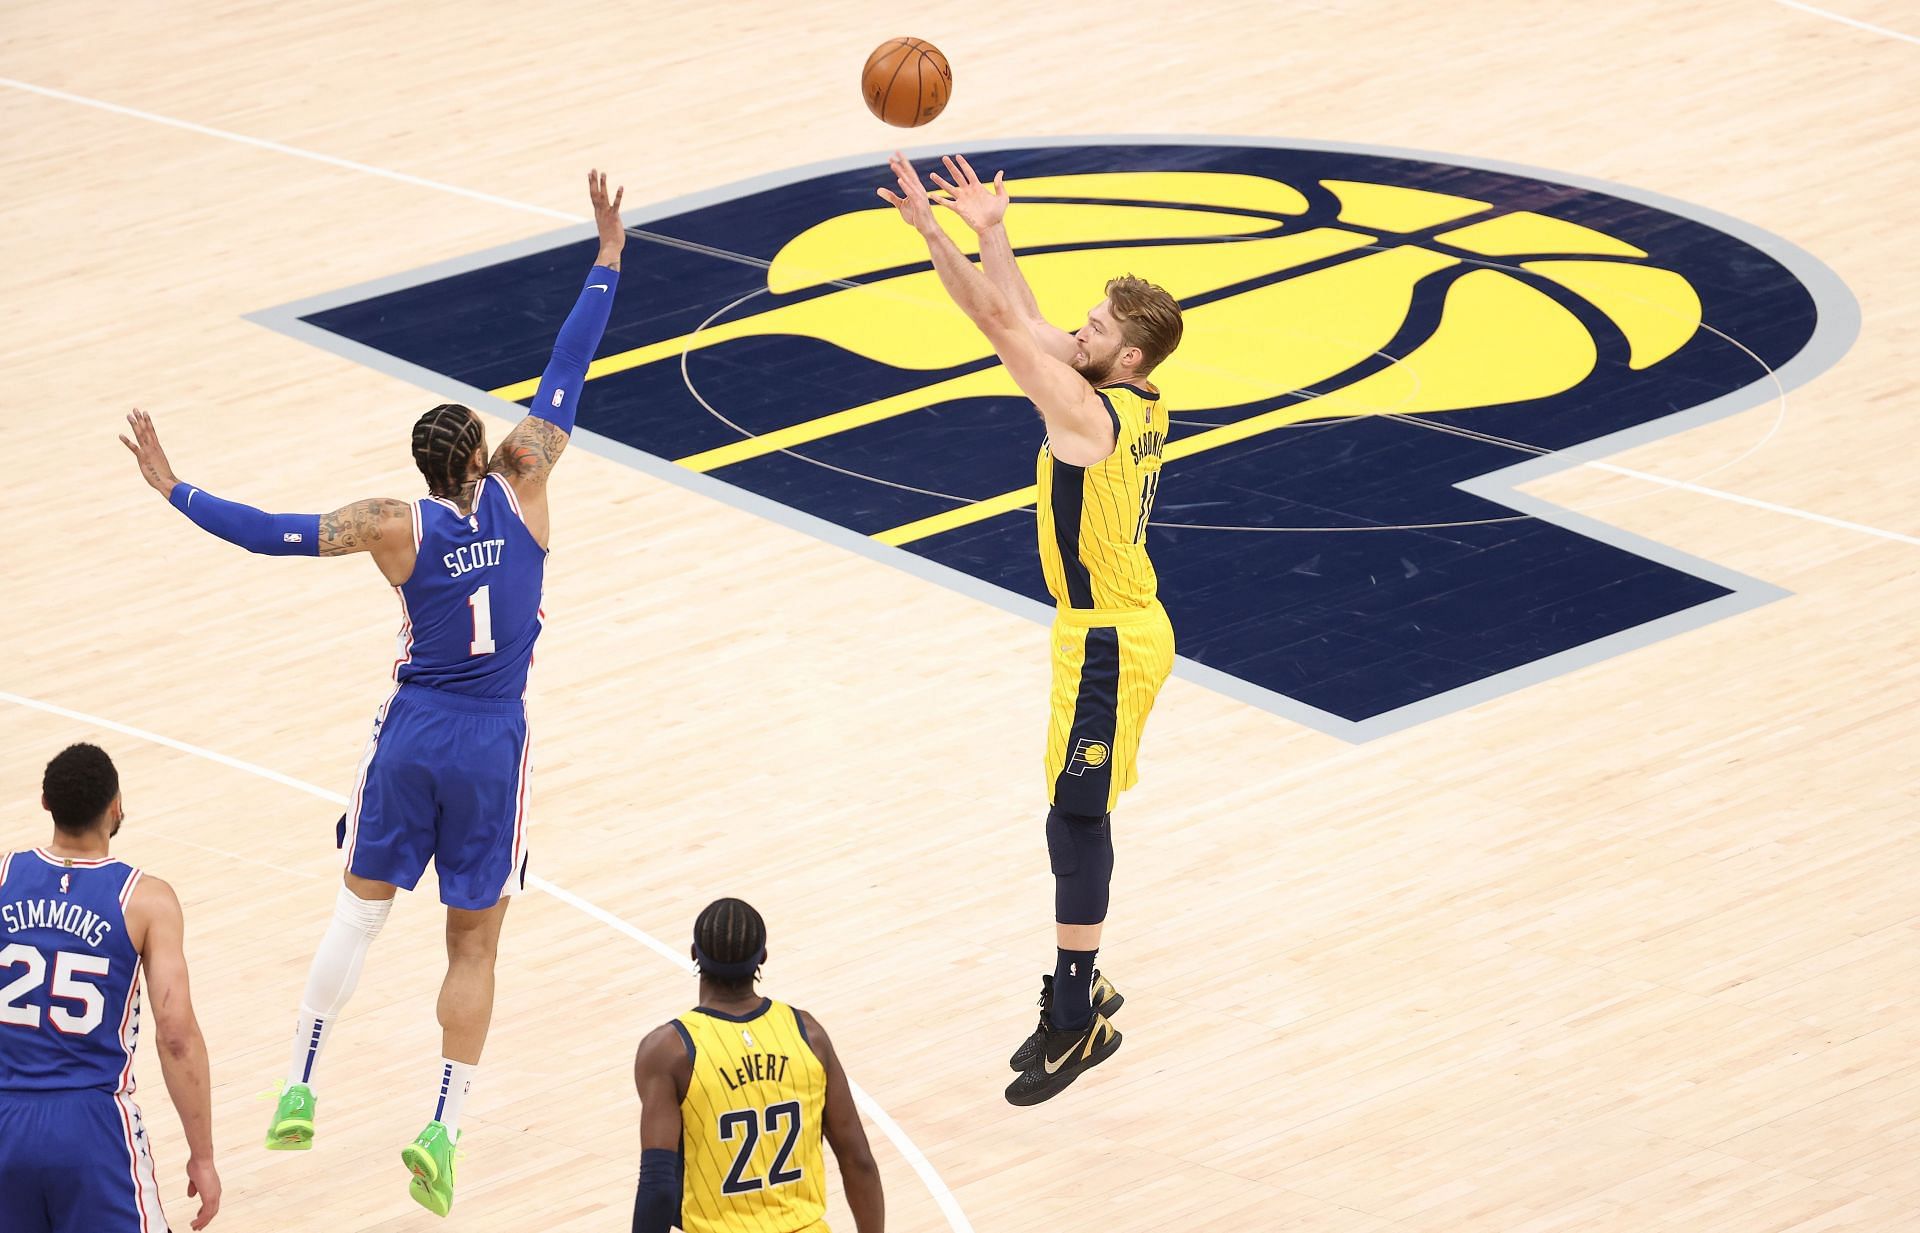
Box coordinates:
[1046,806,1114,925]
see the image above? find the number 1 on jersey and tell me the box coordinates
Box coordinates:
[467,584,496,656]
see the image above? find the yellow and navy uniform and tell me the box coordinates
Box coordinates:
[1037,382,1177,815]
[673,998,831,1233]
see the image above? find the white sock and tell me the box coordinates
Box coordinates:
[285,885,391,1088]
[433,1059,475,1134]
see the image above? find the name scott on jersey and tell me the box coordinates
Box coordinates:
[443,538,508,579]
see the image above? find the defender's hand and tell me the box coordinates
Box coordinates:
[186,1154,221,1229]
[589,168,626,267]
[875,150,940,236]
[928,154,1009,233]
[119,409,180,497]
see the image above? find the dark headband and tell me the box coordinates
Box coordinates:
[693,941,766,980]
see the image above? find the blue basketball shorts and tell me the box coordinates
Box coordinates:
[0,1090,169,1233]
[340,684,531,910]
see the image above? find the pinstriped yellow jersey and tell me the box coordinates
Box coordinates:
[1037,382,1167,611]
[674,999,830,1233]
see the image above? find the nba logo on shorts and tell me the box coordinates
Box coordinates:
[1064,739,1110,777]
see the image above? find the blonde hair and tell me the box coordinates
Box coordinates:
[1104,275,1184,375]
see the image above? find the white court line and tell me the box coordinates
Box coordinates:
[1589,463,1920,545]
[1772,0,1920,47]
[0,687,975,1233]
[0,71,1905,552]
[0,77,578,222]
[6,73,1907,552]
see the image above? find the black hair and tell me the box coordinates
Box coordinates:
[43,743,120,834]
[693,898,767,996]
[411,404,484,499]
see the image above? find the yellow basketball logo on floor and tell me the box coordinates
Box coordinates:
[566,172,1700,536]
[296,141,1849,735]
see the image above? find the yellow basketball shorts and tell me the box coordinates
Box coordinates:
[1045,601,1175,814]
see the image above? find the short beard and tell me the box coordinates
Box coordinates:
[1074,350,1118,385]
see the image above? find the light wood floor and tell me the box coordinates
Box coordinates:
[4,1,1918,1230]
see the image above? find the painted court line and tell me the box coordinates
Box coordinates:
[1590,464,1920,546]
[0,687,974,1233]
[1772,0,1920,48]
[0,71,1896,554]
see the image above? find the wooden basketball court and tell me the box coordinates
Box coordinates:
[4,2,1917,1229]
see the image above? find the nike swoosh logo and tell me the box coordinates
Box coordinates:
[588,283,610,292]
[1042,1043,1080,1074]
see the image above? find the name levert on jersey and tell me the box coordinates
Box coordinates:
[674,999,830,1233]
[1037,382,1166,612]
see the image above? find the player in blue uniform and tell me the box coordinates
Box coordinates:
[120,170,627,1217]
[1,743,220,1232]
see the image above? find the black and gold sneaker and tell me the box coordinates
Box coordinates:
[1004,1012,1122,1106]
[1009,971,1125,1071]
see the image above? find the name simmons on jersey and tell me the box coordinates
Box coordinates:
[443,538,507,579]
[1,898,114,947]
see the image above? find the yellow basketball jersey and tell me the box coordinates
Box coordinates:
[1036,382,1167,611]
[675,999,831,1233]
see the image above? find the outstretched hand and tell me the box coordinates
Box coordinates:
[928,154,1009,233]
[120,408,179,497]
[876,151,940,236]
[589,168,626,266]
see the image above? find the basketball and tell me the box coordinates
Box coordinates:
[861,37,951,127]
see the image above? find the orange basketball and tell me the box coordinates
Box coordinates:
[861,38,951,128]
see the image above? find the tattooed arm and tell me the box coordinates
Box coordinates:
[487,416,570,488]
[123,409,415,583]
[319,498,416,584]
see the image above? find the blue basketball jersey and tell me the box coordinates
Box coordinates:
[0,850,144,1094]
[395,473,547,699]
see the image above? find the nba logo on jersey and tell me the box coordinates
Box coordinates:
[741,1030,755,1048]
[58,873,70,894]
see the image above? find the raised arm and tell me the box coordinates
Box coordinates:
[128,876,221,1230]
[929,155,1077,364]
[799,1010,884,1233]
[879,153,1115,465]
[631,1025,689,1233]
[488,169,627,530]
[122,409,415,584]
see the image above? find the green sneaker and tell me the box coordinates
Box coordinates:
[401,1121,458,1216]
[264,1082,317,1151]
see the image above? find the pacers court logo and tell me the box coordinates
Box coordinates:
[280,140,1857,739]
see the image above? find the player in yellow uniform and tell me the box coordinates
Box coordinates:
[879,153,1184,1105]
[631,899,884,1233]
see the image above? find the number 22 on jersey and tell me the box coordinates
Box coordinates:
[718,1100,805,1194]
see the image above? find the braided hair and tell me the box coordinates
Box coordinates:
[693,898,767,995]
[411,404,484,501]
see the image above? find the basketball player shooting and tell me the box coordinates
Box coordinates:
[120,169,627,1215]
[877,153,1183,1105]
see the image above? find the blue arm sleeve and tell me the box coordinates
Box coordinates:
[168,484,320,557]
[530,264,620,435]
[631,1147,681,1233]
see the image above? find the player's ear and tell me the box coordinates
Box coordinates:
[40,792,50,816]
